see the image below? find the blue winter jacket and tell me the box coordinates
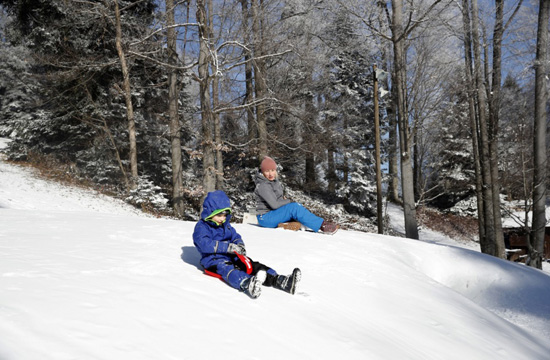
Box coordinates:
[193,190,245,270]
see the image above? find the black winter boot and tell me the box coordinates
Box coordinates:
[274,268,301,294]
[240,275,262,299]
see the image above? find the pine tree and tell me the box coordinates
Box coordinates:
[498,75,532,201]
[424,70,476,210]
[0,1,194,195]
[0,43,39,144]
[322,11,378,216]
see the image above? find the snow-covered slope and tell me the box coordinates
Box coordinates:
[1,139,549,360]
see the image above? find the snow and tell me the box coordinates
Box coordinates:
[1,137,550,360]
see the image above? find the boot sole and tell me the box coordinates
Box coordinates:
[290,268,301,295]
[243,276,263,299]
[321,225,340,235]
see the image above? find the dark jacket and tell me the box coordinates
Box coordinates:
[193,190,244,269]
[254,172,290,215]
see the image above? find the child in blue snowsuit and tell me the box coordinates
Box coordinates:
[254,156,340,234]
[193,190,301,299]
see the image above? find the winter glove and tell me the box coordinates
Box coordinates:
[227,243,246,256]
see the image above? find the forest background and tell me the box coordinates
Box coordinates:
[0,0,548,267]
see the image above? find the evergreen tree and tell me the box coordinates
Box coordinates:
[322,10,378,216]
[498,74,532,200]
[425,70,476,210]
[0,43,39,143]
[0,0,194,197]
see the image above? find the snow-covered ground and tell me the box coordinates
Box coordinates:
[385,202,481,250]
[1,137,550,360]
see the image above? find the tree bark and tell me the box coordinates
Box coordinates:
[304,67,316,189]
[197,0,216,193]
[343,116,349,186]
[388,84,400,203]
[240,0,257,163]
[374,64,384,234]
[531,0,549,269]
[207,0,224,190]
[391,0,419,239]
[461,0,485,243]
[470,0,496,255]
[327,142,336,194]
[166,0,185,216]
[488,0,506,258]
[413,113,421,202]
[377,2,399,204]
[113,0,138,188]
[251,0,268,159]
[213,74,224,190]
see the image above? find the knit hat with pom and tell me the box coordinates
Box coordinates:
[260,156,277,172]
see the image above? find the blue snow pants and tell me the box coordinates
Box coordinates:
[256,202,324,232]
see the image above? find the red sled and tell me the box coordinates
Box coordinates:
[204,252,253,279]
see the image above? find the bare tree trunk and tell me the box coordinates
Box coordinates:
[241,0,258,155]
[197,0,216,193]
[304,62,317,189]
[388,85,400,203]
[165,0,185,216]
[391,0,418,239]
[251,0,267,158]
[488,0,506,258]
[213,74,224,190]
[531,0,549,269]
[240,0,257,162]
[471,0,496,255]
[461,0,485,243]
[374,64,384,234]
[113,0,137,187]
[304,115,316,189]
[377,2,399,204]
[413,112,421,202]
[522,148,531,246]
[343,117,349,183]
[305,153,316,189]
[101,116,130,190]
[327,143,336,194]
[207,0,224,190]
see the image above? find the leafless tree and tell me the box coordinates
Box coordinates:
[196,0,216,193]
[461,0,485,244]
[251,0,268,159]
[468,0,499,255]
[461,0,523,258]
[531,0,548,269]
[240,0,257,163]
[113,0,138,188]
[166,0,185,215]
[390,0,419,239]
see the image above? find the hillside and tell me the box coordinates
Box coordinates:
[1,139,550,360]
